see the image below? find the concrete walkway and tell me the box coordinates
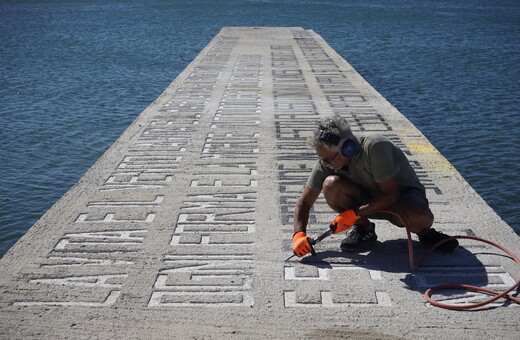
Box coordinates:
[1,27,518,339]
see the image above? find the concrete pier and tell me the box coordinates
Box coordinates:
[1,27,518,339]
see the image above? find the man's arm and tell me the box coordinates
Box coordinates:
[357,176,399,217]
[293,186,321,234]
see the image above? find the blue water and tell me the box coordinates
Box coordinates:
[1,0,519,257]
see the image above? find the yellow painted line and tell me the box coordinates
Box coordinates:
[407,142,439,154]
[405,141,458,174]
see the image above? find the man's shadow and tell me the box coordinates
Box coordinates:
[296,238,496,296]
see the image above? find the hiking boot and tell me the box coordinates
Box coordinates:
[340,223,377,252]
[418,228,459,253]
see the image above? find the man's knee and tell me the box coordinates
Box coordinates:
[322,175,360,212]
[322,175,342,195]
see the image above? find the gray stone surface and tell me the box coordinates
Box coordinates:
[1,27,518,339]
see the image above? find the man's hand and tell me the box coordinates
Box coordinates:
[331,210,360,234]
[292,232,315,257]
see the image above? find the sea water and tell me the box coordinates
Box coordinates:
[1,0,519,256]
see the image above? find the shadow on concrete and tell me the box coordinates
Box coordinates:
[301,239,481,269]
[294,242,520,310]
[299,238,492,293]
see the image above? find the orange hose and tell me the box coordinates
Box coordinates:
[380,210,520,310]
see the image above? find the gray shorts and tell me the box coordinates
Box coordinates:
[360,188,429,227]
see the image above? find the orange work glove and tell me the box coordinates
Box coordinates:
[292,231,315,257]
[331,209,360,234]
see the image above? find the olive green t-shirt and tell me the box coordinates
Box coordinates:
[305,134,424,197]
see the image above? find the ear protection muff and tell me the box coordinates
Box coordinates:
[341,139,357,158]
[316,129,358,158]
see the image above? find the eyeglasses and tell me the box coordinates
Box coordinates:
[319,152,339,165]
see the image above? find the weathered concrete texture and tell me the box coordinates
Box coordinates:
[1,27,518,339]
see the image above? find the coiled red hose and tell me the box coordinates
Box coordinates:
[381,210,520,310]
